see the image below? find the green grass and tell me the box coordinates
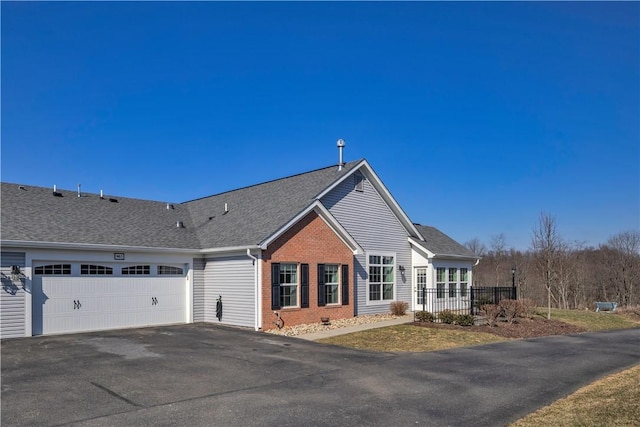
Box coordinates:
[317,324,506,352]
[510,364,640,427]
[541,308,640,331]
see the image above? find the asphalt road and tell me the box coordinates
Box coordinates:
[1,324,638,426]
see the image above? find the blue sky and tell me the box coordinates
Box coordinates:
[2,2,638,250]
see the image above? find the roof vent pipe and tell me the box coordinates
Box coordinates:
[77,184,81,198]
[337,138,345,171]
[176,221,184,228]
[100,190,104,199]
[224,203,229,214]
[53,184,57,192]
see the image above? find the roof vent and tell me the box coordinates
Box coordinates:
[109,198,118,203]
[19,185,26,190]
[337,138,345,171]
[167,203,174,210]
[77,184,82,198]
[176,221,184,228]
[52,185,63,197]
[100,190,104,199]
[223,203,229,214]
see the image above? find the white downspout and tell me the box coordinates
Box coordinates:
[247,249,260,331]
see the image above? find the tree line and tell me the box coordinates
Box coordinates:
[466,213,640,311]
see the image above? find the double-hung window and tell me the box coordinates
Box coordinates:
[324,265,340,304]
[460,268,469,297]
[279,263,298,308]
[368,255,394,301]
[449,268,458,297]
[436,267,446,298]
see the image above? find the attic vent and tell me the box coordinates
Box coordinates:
[108,198,118,203]
[19,185,26,190]
[176,221,185,228]
[354,172,364,192]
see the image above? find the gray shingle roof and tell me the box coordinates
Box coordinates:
[413,224,478,258]
[1,183,201,249]
[184,161,360,248]
[1,160,361,250]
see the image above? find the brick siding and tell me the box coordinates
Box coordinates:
[261,211,354,330]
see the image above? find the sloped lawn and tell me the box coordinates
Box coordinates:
[510,364,640,427]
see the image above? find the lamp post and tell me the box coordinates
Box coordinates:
[511,266,516,299]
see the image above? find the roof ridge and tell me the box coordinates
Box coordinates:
[181,159,363,204]
[0,182,184,205]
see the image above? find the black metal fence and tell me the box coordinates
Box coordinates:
[414,286,517,320]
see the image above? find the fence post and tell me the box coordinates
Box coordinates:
[470,286,475,315]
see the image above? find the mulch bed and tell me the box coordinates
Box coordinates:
[412,317,586,339]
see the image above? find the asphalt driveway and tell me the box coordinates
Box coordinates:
[1,324,639,426]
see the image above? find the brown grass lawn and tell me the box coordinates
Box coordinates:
[317,324,506,352]
[510,364,640,427]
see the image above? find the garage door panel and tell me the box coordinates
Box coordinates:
[33,276,186,335]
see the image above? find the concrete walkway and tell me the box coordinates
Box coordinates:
[296,314,414,340]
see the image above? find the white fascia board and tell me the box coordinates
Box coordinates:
[314,203,363,255]
[408,237,436,258]
[408,237,480,262]
[199,245,261,255]
[259,201,362,254]
[315,159,422,239]
[0,240,199,254]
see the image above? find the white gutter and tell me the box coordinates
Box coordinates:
[200,245,261,254]
[246,249,260,331]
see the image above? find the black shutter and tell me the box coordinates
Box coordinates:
[271,263,281,310]
[300,264,309,308]
[341,264,349,305]
[317,264,326,307]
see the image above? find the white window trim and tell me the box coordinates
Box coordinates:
[279,263,299,309]
[324,264,341,305]
[366,252,396,305]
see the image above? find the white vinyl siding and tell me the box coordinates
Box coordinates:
[322,171,412,315]
[192,258,206,322]
[1,252,26,339]
[203,255,255,328]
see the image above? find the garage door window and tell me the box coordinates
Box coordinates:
[122,265,150,275]
[81,264,113,275]
[34,264,71,275]
[158,266,184,275]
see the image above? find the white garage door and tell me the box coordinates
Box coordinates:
[33,276,187,336]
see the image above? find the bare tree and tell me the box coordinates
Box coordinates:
[464,238,487,285]
[531,212,561,319]
[602,230,640,307]
[490,234,507,286]
[464,238,487,257]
